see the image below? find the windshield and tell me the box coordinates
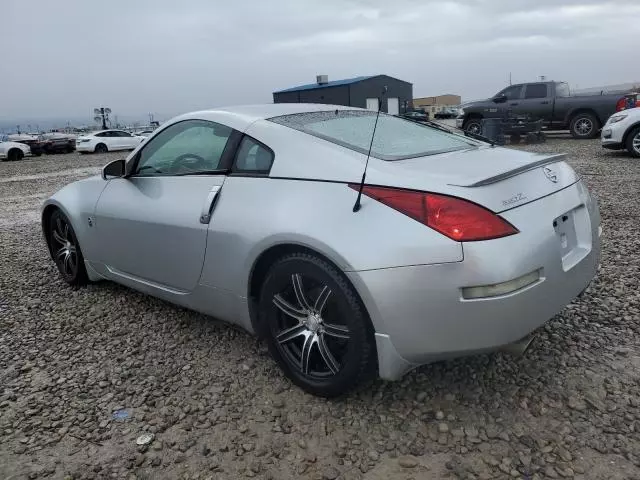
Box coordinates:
[268,110,478,160]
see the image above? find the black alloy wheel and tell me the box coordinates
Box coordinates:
[49,210,88,286]
[259,253,376,397]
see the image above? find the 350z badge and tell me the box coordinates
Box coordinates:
[501,192,527,207]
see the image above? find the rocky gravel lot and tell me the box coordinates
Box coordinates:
[1,140,639,480]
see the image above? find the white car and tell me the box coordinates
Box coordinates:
[0,136,31,161]
[601,107,640,157]
[76,130,145,153]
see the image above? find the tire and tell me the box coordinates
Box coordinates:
[569,112,599,139]
[625,126,640,158]
[510,134,521,144]
[94,143,108,153]
[48,210,88,287]
[258,253,376,397]
[463,118,482,135]
[7,149,24,162]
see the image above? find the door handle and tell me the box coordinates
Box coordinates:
[540,101,550,104]
[510,102,519,106]
[199,186,221,224]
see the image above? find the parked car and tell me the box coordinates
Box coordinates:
[457,81,628,139]
[401,111,429,122]
[601,106,640,157]
[42,104,601,397]
[76,130,145,153]
[8,133,44,156]
[434,108,458,119]
[39,133,76,154]
[132,129,155,138]
[0,135,32,161]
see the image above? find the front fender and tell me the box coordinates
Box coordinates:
[41,176,109,261]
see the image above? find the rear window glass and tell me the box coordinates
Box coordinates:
[268,110,478,161]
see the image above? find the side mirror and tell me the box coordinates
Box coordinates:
[493,94,508,104]
[102,159,126,180]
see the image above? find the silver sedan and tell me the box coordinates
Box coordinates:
[42,104,601,397]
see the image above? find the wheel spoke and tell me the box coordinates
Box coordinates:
[54,246,67,261]
[323,322,350,339]
[313,286,331,314]
[300,333,315,374]
[291,274,312,311]
[317,334,340,374]
[64,252,73,274]
[68,244,76,254]
[273,294,308,321]
[52,229,66,245]
[276,324,307,344]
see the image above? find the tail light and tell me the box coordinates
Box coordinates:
[349,185,518,241]
[615,97,627,112]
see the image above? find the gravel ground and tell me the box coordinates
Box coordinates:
[1,141,639,480]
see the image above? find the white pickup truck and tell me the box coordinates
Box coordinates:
[0,135,32,161]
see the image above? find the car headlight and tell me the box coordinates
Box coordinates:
[608,113,627,124]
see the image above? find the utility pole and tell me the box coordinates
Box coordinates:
[509,72,512,85]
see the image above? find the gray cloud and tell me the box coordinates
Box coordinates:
[2,0,638,123]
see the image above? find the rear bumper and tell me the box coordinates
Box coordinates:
[76,143,93,152]
[349,181,601,380]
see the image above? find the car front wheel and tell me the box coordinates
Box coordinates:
[49,210,88,287]
[625,126,640,158]
[259,253,376,397]
[570,112,599,139]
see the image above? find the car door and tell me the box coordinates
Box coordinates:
[93,119,235,292]
[512,83,551,121]
[100,131,119,150]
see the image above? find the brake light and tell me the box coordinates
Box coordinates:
[615,97,627,112]
[349,185,518,241]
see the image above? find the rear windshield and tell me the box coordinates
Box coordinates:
[268,110,478,160]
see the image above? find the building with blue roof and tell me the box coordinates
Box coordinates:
[273,74,413,115]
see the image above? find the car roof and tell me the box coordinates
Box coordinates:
[175,104,362,132]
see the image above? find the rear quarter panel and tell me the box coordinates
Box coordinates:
[199,176,463,297]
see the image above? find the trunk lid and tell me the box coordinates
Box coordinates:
[365,146,579,212]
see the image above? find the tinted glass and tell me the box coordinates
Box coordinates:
[234,136,274,173]
[115,131,131,137]
[269,110,477,161]
[499,85,523,100]
[524,84,548,99]
[135,120,232,175]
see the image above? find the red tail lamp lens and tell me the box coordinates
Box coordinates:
[350,185,518,241]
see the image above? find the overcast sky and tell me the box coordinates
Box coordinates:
[2,0,639,123]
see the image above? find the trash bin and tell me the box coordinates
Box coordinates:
[481,118,505,145]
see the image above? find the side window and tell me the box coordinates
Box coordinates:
[556,83,570,97]
[95,132,107,137]
[116,131,131,137]
[135,120,232,176]
[498,85,523,100]
[234,136,274,174]
[524,84,548,99]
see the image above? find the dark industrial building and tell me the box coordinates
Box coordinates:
[273,75,413,115]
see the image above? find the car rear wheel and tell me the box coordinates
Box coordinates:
[570,112,599,139]
[7,149,24,162]
[49,210,88,287]
[95,143,108,153]
[625,126,640,158]
[259,253,376,397]
[464,118,482,135]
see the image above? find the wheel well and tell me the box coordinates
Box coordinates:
[8,148,23,158]
[464,114,482,124]
[622,122,640,146]
[568,109,600,128]
[41,205,59,257]
[248,244,357,335]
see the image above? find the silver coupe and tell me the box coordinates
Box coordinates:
[42,104,601,397]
